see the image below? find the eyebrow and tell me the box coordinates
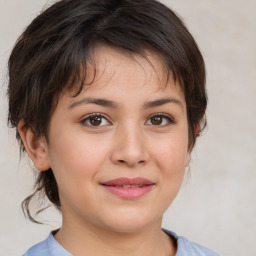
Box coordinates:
[68,97,120,109]
[143,98,183,110]
[68,97,183,110]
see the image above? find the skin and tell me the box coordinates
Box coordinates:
[18,45,191,256]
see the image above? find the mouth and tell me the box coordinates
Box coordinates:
[105,184,148,188]
[100,177,155,199]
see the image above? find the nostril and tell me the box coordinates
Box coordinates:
[118,159,144,165]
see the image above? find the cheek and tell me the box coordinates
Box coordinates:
[47,130,113,199]
[46,133,103,206]
[153,134,189,170]
[152,134,188,196]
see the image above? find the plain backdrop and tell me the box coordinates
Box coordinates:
[0,0,256,255]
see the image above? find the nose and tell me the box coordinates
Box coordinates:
[110,125,150,167]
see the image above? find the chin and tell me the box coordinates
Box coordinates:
[98,209,161,233]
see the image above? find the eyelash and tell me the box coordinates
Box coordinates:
[80,112,175,128]
[146,113,175,127]
[80,113,111,128]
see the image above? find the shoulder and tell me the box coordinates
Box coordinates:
[176,236,220,256]
[163,229,220,256]
[23,233,72,256]
[23,236,50,256]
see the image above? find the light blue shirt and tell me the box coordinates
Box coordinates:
[23,230,220,256]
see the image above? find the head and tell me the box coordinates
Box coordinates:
[8,0,206,223]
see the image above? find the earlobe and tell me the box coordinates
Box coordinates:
[17,120,50,171]
[185,153,191,167]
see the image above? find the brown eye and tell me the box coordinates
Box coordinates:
[89,116,102,126]
[146,114,174,126]
[81,114,110,127]
[151,116,163,125]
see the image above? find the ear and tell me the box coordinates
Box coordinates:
[185,152,191,167]
[18,120,50,171]
[194,124,200,138]
[186,124,200,167]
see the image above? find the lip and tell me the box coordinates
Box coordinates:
[100,177,155,199]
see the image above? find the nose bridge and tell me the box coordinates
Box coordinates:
[123,123,143,151]
[111,122,149,167]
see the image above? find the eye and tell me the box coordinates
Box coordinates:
[81,114,111,127]
[146,113,174,126]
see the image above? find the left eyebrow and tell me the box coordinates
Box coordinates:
[143,98,183,110]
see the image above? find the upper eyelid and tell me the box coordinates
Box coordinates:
[81,113,110,121]
[80,113,112,126]
[147,112,175,121]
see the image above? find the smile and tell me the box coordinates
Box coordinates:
[100,177,155,199]
[108,184,146,188]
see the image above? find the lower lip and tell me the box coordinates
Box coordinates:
[102,185,154,199]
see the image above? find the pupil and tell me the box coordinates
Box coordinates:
[90,116,102,126]
[152,116,162,125]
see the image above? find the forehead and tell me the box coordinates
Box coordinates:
[67,44,183,95]
[61,45,185,107]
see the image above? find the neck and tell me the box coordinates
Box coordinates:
[54,217,176,256]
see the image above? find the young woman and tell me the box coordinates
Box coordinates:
[7,0,219,255]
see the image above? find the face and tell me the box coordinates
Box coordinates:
[44,45,190,232]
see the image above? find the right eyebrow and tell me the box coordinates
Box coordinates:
[68,97,120,109]
[143,97,183,110]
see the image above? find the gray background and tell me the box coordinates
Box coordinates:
[0,0,256,255]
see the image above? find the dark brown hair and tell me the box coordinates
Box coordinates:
[7,0,207,223]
